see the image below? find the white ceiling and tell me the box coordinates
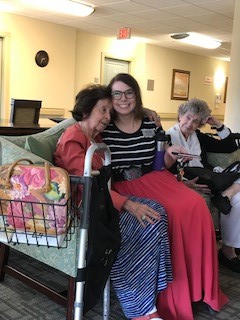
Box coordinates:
[0,0,235,61]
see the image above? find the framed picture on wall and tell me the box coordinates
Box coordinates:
[171,69,190,100]
[224,76,228,103]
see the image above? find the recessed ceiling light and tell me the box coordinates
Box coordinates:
[171,32,221,49]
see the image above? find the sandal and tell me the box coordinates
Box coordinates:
[218,249,240,273]
[132,312,163,320]
[211,193,232,215]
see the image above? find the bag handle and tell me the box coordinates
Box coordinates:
[0,158,51,193]
[222,161,240,173]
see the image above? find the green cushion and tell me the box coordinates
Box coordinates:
[0,137,46,165]
[207,149,240,168]
[0,118,76,148]
[25,128,64,163]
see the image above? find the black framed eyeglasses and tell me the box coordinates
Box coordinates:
[111,89,135,100]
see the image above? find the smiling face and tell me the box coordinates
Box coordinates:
[178,112,202,138]
[111,81,136,116]
[85,98,112,135]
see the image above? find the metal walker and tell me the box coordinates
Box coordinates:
[73,143,111,320]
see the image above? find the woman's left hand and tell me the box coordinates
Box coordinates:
[184,177,211,194]
[166,145,192,161]
[164,145,192,168]
[206,116,222,128]
[123,199,161,227]
[143,107,162,127]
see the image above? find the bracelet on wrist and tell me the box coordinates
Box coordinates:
[216,124,224,132]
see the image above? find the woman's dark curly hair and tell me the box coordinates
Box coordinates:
[71,84,111,121]
[107,73,144,120]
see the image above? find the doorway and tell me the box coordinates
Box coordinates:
[101,56,130,85]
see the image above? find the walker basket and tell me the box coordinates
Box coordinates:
[0,178,80,248]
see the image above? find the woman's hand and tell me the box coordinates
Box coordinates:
[206,115,222,128]
[143,107,162,127]
[122,199,161,227]
[184,177,211,194]
[164,145,191,168]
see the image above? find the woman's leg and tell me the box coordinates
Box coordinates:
[111,196,172,319]
[219,190,240,272]
[113,170,228,320]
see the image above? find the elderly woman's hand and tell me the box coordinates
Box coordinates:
[164,145,192,168]
[206,116,222,128]
[143,107,162,127]
[166,145,191,160]
[123,199,161,227]
[184,177,211,194]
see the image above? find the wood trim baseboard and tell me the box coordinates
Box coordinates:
[158,113,224,121]
[40,108,65,118]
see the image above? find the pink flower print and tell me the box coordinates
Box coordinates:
[21,166,58,190]
[7,201,33,229]
[21,167,47,190]
[8,175,29,200]
[6,194,42,230]
[47,199,67,234]
[49,169,61,184]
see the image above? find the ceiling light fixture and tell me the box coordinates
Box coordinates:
[22,0,94,17]
[68,0,94,16]
[171,32,221,49]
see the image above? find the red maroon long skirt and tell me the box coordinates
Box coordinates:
[113,169,228,320]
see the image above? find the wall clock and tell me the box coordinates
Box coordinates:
[35,50,49,67]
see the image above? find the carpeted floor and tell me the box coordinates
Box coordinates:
[1,248,240,320]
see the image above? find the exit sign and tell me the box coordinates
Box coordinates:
[118,27,131,39]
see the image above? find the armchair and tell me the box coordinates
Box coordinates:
[0,118,112,320]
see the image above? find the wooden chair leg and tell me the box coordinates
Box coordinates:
[66,276,76,320]
[0,244,76,320]
[0,243,10,281]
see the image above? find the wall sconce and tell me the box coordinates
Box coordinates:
[214,69,225,91]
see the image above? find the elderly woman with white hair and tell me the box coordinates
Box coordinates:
[167,98,240,273]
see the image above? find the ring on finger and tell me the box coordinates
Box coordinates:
[141,215,146,221]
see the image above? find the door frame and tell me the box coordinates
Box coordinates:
[100,52,133,85]
[0,33,11,120]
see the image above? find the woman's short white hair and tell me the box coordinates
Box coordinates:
[178,98,212,126]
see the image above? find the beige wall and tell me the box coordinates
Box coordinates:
[74,32,228,130]
[0,12,229,129]
[74,30,147,90]
[144,44,228,115]
[0,12,76,121]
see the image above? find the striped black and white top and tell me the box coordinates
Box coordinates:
[102,117,157,179]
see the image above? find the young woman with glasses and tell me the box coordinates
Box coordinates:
[101,73,228,320]
[54,83,173,320]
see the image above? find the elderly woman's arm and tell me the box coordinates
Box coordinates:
[206,115,232,140]
[143,107,162,127]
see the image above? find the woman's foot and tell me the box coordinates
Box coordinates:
[211,193,231,214]
[213,182,240,214]
[218,249,240,273]
[132,312,163,320]
[205,304,217,315]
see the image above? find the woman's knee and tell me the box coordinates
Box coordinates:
[231,191,240,206]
